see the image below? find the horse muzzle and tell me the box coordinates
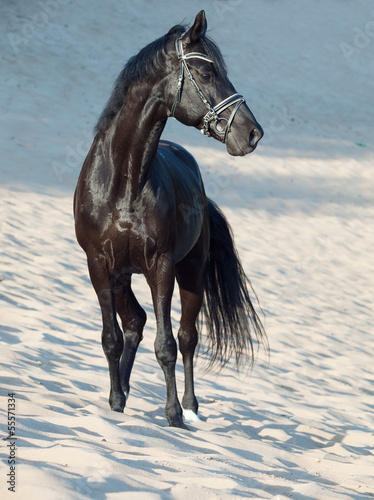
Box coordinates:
[225,121,264,156]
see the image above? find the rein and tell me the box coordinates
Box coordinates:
[170,34,245,143]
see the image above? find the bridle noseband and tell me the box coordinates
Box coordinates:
[170,34,245,144]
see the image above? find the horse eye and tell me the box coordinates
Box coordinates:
[201,73,212,82]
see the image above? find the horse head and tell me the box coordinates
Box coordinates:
[167,10,263,156]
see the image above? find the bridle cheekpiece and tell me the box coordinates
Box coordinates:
[170,34,245,144]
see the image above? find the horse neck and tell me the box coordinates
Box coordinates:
[106,85,168,201]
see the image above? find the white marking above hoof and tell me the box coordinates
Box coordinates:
[183,409,201,422]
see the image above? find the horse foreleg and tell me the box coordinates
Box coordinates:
[146,255,186,429]
[88,256,126,412]
[114,278,146,400]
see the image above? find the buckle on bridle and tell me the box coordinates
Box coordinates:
[214,117,229,135]
[203,110,217,137]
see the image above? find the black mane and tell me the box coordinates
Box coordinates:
[94,24,227,134]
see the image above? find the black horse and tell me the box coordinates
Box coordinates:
[74,10,266,429]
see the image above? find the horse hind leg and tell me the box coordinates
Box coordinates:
[176,263,204,422]
[114,277,146,400]
[87,256,126,412]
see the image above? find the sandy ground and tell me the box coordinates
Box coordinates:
[1,0,374,498]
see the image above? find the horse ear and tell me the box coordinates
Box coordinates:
[184,10,207,43]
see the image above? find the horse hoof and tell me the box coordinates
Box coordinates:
[109,394,126,412]
[170,420,189,430]
[111,404,125,413]
[167,415,189,430]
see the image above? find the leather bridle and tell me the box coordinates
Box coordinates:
[170,34,246,144]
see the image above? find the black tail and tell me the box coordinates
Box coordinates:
[201,199,268,369]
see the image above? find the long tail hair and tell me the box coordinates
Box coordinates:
[201,199,268,369]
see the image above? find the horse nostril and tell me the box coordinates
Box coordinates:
[249,127,262,147]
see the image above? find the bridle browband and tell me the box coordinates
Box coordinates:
[170,34,246,144]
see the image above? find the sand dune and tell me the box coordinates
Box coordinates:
[1,0,373,498]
